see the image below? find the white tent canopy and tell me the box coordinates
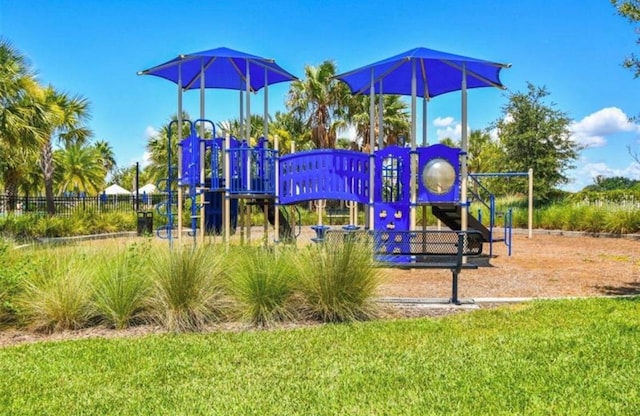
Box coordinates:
[104,184,131,195]
[136,183,158,194]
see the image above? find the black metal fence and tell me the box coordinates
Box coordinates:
[0,194,170,216]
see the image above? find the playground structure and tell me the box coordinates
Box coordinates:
[140,46,529,259]
[152,120,532,258]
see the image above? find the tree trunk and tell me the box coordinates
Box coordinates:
[3,167,20,212]
[40,139,56,215]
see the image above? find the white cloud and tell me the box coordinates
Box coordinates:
[564,160,640,192]
[433,117,463,142]
[127,151,152,168]
[141,151,152,168]
[433,116,455,128]
[569,107,640,149]
[145,125,160,139]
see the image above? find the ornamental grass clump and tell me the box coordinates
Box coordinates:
[92,242,152,329]
[226,245,299,327]
[146,245,227,332]
[295,239,382,323]
[0,239,31,327]
[18,253,94,332]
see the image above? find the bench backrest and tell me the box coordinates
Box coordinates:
[374,230,483,256]
[323,229,483,257]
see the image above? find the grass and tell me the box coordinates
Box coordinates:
[18,254,95,332]
[146,245,227,332]
[0,298,638,415]
[225,245,299,327]
[295,239,382,322]
[91,242,152,329]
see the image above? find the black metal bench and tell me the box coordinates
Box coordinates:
[324,229,483,304]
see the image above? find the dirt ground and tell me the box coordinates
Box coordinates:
[1,231,639,347]
[379,231,640,300]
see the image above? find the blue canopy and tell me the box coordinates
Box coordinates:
[138,47,297,91]
[335,47,509,98]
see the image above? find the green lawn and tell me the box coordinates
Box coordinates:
[1,298,639,415]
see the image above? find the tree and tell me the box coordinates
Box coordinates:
[54,142,106,195]
[0,40,46,210]
[583,175,639,191]
[612,0,640,78]
[438,137,459,148]
[493,83,580,200]
[94,139,117,174]
[38,87,92,214]
[286,61,351,149]
[467,129,503,174]
[269,111,311,153]
[217,114,266,145]
[145,112,192,187]
[349,95,410,147]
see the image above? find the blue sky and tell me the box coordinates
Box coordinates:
[2,0,639,191]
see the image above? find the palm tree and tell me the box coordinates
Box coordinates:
[286,60,351,149]
[269,111,311,154]
[216,114,266,145]
[145,112,192,187]
[0,40,46,210]
[38,86,92,214]
[349,95,410,148]
[54,142,105,196]
[94,140,117,174]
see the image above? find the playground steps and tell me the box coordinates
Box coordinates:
[431,205,491,242]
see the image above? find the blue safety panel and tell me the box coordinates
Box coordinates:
[228,139,277,195]
[204,191,238,234]
[373,202,410,232]
[179,134,202,187]
[374,146,411,203]
[279,150,370,204]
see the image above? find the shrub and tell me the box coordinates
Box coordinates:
[92,241,152,329]
[0,239,33,327]
[295,239,381,323]
[603,207,640,234]
[226,245,299,327]
[18,253,95,332]
[146,245,227,332]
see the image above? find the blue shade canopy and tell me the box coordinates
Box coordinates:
[335,47,510,98]
[138,47,297,91]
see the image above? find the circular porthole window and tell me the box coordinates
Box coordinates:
[422,158,456,195]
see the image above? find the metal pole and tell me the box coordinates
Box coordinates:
[378,79,383,149]
[274,135,280,243]
[264,67,269,140]
[224,133,231,244]
[199,59,206,244]
[422,96,428,231]
[246,60,251,143]
[410,60,417,231]
[422,96,428,146]
[177,64,183,246]
[460,64,468,238]
[368,69,375,230]
[135,162,139,212]
[528,168,533,238]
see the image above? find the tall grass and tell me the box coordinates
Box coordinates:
[146,245,227,332]
[0,240,31,327]
[225,245,299,327]
[92,242,152,329]
[18,253,95,332]
[295,240,382,322]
